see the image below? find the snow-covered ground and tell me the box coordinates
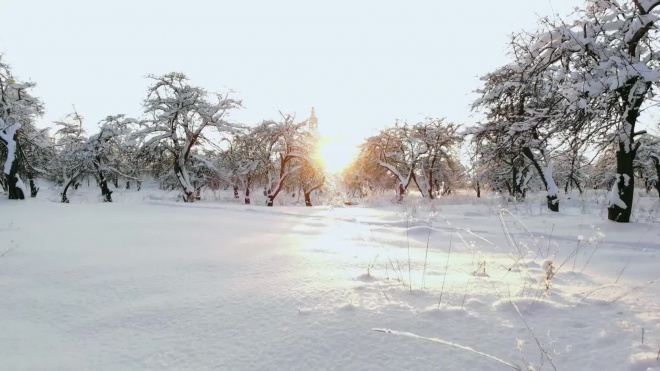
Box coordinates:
[1,186,660,370]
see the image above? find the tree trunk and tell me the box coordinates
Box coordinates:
[608,80,648,223]
[522,147,559,212]
[266,155,292,207]
[653,161,660,198]
[396,183,405,203]
[476,180,481,198]
[304,192,312,206]
[244,176,251,204]
[573,178,583,195]
[29,177,39,198]
[427,171,434,199]
[94,160,113,202]
[6,172,25,200]
[173,159,194,202]
[4,129,25,200]
[608,142,636,222]
[233,185,239,199]
[511,164,522,199]
[126,181,131,190]
[61,175,79,203]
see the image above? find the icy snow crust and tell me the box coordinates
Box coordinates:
[1,190,659,370]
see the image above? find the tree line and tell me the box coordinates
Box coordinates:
[2,0,660,223]
[345,0,660,223]
[0,66,324,206]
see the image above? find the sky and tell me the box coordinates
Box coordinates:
[0,0,578,167]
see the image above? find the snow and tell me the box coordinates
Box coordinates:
[0,187,659,370]
[543,162,559,198]
[609,179,628,209]
[0,119,21,175]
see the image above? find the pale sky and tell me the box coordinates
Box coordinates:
[0,0,577,166]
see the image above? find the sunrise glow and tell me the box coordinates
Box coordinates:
[317,136,357,174]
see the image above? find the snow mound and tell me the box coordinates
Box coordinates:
[337,302,359,312]
[628,352,660,371]
[418,305,474,319]
[492,297,568,314]
[297,308,313,315]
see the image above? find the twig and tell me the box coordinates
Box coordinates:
[388,257,402,283]
[377,282,390,303]
[614,253,633,284]
[438,234,453,309]
[510,301,558,371]
[572,239,580,272]
[406,214,412,292]
[580,242,602,273]
[1,247,15,258]
[547,223,554,258]
[577,284,622,305]
[395,258,406,288]
[373,328,522,370]
[340,264,356,282]
[422,221,432,289]
[461,278,471,310]
[607,278,658,304]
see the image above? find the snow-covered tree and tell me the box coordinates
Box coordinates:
[362,122,425,202]
[85,115,137,202]
[469,36,583,211]
[635,134,660,196]
[468,126,535,200]
[133,73,241,202]
[50,111,87,203]
[554,149,589,194]
[359,119,462,202]
[248,115,312,207]
[411,119,462,199]
[498,0,660,221]
[294,131,325,206]
[589,147,618,190]
[0,56,45,200]
[343,147,396,198]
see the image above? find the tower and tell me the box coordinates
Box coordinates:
[308,107,318,134]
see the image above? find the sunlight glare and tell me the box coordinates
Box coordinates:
[318,137,357,174]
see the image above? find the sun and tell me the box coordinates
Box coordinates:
[318,137,357,174]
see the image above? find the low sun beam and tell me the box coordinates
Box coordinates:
[317,137,357,174]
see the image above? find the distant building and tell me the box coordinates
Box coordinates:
[308,107,318,135]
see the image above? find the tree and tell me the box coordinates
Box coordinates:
[467,126,534,201]
[362,122,423,202]
[51,111,87,203]
[133,73,241,202]
[296,131,325,206]
[343,147,396,199]
[470,41,581,211]
[360,119,461,202]
[636,134,660,196]
[248,115,311,207]
[554,149,588,194]
[501,0,660,221]
[85,115,136,202]
[411,119,462,199]
[0,56,45,200]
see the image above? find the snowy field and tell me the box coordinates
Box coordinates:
[1,186,660,370]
